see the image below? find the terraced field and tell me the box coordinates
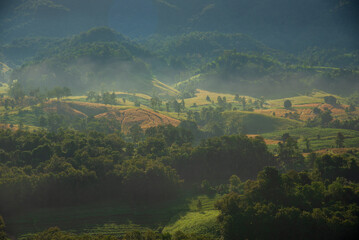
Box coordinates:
[8,194,222,238]
[95,108,180,133]
[261,127,359,151]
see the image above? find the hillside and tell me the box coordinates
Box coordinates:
[7,28,161,94]
[145,32,295,69]
[0,62,11,83]
[223,111,302,134]
[176,52,359,97]
[44,101,180,132]
[1,0,358,52]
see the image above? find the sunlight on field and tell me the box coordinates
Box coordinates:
[114,91,152,100]
[0,83,8,94]
[184,89,255,107]
[158,111,187,120]
[261,127,359,150]
[255,102,358,121]
[152,79,180,96]
[266,90,345,109]
[0,62,11,73]
[162,210,220,237]
[85,223,149,237]
[162,195,221,237]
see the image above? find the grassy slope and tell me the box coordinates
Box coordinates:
[162,195,221,238]
[0,62,11,75]
[152,79,180,96]
[223,110,303,134]
[0,83,8,94]
[0,62,9,93]
[266,90,346,109]
[184,89,255,107]
[8,194,222,238]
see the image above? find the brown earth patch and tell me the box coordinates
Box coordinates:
[255,103,354,121]
[0,123,19,131]
[95,108,180,133]
[293,103,321,108]
[247,134,281,145]
[43,101,87,119]
[42,101,180,133]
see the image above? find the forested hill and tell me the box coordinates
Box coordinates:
[1,0,358,51]
[8,27,157,94]
[176,51,359,97]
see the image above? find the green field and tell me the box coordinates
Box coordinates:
[163,195,221,238]
[8,194,222,238]
[262,127,359,151]
[266,90,346,108]
[223,110,303,134]
[0,83,8,94]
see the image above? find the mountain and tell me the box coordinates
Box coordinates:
[154,0,359,51]
[1,0,358,51]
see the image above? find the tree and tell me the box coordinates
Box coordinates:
[313,107,321,114]
[62,87,71,98]
[304,137,311,153]
[229,175,241,193]
[129,124,144,142]
[173,100,181,116]
[8,80,25,103]
[241,97,246,110]
[197,199,202,211]
[0,216,7,240]
[217,96,223,105]
[324,96,337,105]
[335,132,345,148]
[259,96,265,108]
[151,97,161,110]
[277,136,304,171]
[86,91,97,101]
[102,92,115,104]
[47,113,64,132]
[3,99,9,110]
[348,104,356,112]
[284,100,292,109]
[320,110,333,126]
[181,99,185,109]
[234,94,240,102]
[48,87,71,101]
[206,95,211,102]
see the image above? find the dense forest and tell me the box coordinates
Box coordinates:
[1,127,359,239]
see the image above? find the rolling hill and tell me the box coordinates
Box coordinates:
[8,28,172,95]
[223,110,302,134]
[176,52,359,97]
[44,100,180,133]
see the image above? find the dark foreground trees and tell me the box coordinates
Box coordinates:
[216,167,359,240]
[1,126,358,239]
[0,128,274,215]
